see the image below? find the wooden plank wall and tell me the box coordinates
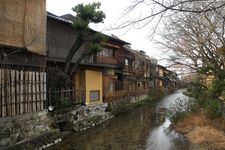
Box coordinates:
[0,68,47,117]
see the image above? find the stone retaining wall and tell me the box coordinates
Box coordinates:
[54,94,149,132]
[0,110,53,149]
[54,103,112,132]
[0,94,149,149]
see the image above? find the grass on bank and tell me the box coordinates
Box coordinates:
[169,88,225,150]
[175,112,225,150]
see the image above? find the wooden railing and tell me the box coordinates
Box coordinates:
[48,88,86,107]
[136,66,145,75]
[81,54,118,65]
[123,66,135,74]
[96,55,117,65]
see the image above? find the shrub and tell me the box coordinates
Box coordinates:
[105,102,113,112]
[109,99,133,116]
[167,97,193,123]
[148,87,164,100]
[206,100,222,119]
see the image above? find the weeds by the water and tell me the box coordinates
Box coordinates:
[166,97,195,123]
[175,112,225,150]
[187,126,225,150]
[134,97,153,107]
[107,88,165,115]
[175,112,211,134]
[170,87,225,150]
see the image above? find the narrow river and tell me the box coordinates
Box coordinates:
[50,89,190,150]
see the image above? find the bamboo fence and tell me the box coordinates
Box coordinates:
[0,68,47,117]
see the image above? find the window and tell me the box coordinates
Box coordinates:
[90,90,100,101]
[98,47,114,57]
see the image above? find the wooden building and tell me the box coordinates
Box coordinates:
[76,33,129,104]
[46,12,179,106]
[154,65,179,91]
[0,0,47,117]
[46,13,130,105]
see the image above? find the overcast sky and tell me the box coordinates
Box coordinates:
[46,0,167,65]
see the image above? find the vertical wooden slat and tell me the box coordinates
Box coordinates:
[28,71,32,113]
[40,72,44,110]
[24,71,29,113]
[20,70,24,114]
[11,69,15,115]
[43,72,46,109]
[26,71,29,113]
[36,72,40,111]
[16,70,20,114]
[40,72,43,110]
[23,71,26,114]
[2,69,6,117]
[6,69,11,116]
[0,68,2,117]
[32,72,36,112]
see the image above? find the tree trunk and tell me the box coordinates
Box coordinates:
[69,45,87,75]
[64,34,84,74]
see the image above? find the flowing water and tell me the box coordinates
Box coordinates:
[50,89,190,150]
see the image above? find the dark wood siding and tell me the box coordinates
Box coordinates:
[46,17,78,62]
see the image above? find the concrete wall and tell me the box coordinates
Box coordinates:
[0,0,46,55]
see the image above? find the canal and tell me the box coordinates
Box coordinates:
[49,89,190,150]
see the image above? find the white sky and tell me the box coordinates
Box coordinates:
[46,0,168,65]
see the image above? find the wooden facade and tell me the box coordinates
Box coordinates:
[0,0,47,117]
[46,12,179,105]
[0,0,180,116]
[0,0,46,55]
[47,13,80,63]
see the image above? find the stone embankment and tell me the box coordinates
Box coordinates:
[1,94,149,149]
[0,110,57,149]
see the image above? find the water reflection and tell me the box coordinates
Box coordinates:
[146,118,178,150]
[145,89,189,150]
[48,89,189,150]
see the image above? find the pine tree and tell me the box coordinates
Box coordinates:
[64,2,106,74]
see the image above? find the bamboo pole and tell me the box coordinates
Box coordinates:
[40,72,44,110]
[32,71,36,112]
[28,71,32,112]
[11,69,15,115]
[16,70,20,114]
[6,69,11,116]
[36,72,40,111]
[20,70,24,114]
[0,68,2,117]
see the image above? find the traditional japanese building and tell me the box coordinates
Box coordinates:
[0,0,47,117]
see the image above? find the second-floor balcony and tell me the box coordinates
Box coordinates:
[80,54,118,67]
[96,55,117,65]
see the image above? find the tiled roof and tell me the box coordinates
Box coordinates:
[47,12,130,45]
[47,12,72,24]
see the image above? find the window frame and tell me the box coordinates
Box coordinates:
[90,90,100,102]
